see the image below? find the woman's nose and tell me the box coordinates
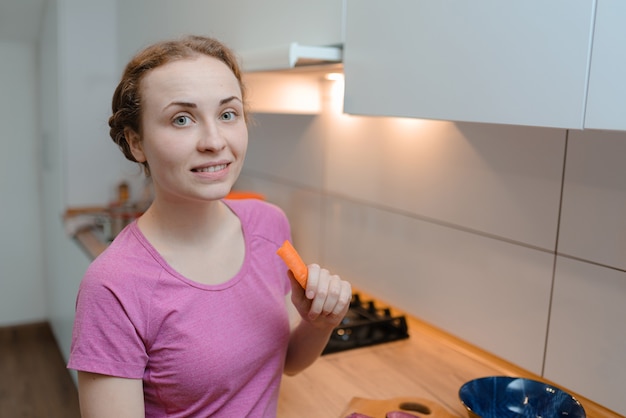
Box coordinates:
[197,122,226,152]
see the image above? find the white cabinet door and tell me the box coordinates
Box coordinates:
[117,0,344,64]
[343,0,595,129]
[584,0,626,130]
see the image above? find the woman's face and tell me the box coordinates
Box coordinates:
[128,55,248,204]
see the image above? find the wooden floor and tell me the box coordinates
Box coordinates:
[0,322,80,418]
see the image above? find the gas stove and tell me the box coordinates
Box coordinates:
[322,293,409,355]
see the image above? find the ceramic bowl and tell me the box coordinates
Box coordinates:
[458,376,586,418]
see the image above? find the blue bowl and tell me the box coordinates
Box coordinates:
[459,376,586,418]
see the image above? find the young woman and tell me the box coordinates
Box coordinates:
[68,35,352,417]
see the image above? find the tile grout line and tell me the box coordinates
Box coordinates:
[541,130,570,376]
[240,169,626,274]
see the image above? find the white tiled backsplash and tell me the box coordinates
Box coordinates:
[236,112,626,415]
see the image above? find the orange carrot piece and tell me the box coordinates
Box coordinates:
[225,190,265,200]
[276,240,308,288]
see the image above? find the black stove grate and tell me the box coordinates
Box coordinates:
[322,293,409,355]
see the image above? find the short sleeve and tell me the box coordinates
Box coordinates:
[68,257,151,378]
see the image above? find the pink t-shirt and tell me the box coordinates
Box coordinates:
[68,199,292,417]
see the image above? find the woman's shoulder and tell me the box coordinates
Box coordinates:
[224,197,286,221]
[223,197,290,239]
[83,224,160,290]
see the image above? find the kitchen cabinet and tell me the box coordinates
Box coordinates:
[343,0,595,129]
[116,0,344,70]
[584,0,626,130]
[39,0,123,367]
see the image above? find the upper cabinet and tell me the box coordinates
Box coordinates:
[343,1,597,129]
[116,0,344,67]
[584,1,626,130]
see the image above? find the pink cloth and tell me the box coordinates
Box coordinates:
[69,199,292,417]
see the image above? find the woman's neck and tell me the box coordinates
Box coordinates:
[137,197,232,249]
[136,197,245,284]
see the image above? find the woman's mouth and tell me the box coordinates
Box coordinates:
[192,163,228,173]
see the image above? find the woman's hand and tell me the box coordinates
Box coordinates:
[289,264,352,329]
[284,264,352,375]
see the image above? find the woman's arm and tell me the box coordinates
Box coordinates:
[77,371,145,418]
[284,264,351,375]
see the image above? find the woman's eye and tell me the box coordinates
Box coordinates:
[173,115,191,126]
[220,111,236,121]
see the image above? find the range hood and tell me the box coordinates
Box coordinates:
[239,42,343,73]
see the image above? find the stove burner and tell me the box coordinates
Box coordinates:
[322,293,409,355]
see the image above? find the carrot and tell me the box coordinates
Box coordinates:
[276,240,308,288]
[225,190,265,200]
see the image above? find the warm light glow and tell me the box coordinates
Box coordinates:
[320,74,345,115]
[388,116,430,130]
[324,72,344,81]
[244,72,322,113]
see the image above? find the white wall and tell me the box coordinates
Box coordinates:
[0,40,47,326]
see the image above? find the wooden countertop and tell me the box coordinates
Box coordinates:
[66,219,619,418]
[277,293,619,418]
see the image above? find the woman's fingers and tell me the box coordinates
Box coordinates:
[333,280,352,316]
[305,266,351,323]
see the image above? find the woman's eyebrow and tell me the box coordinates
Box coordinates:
[165,101,197,110]
[220,96,242,106]
[164,96,241,110]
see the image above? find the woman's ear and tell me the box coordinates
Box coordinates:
[125,128,146,163]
